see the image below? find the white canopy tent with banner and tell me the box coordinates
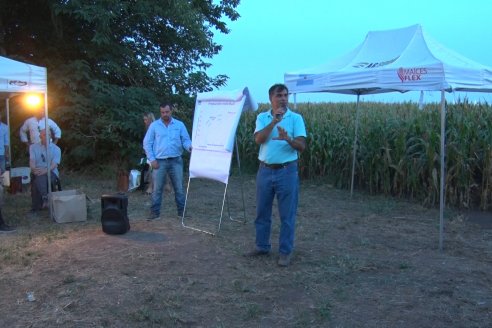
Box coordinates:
[0,55,55,215]
[284,24,492,250]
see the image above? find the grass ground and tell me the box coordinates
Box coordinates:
[0,172,491,327]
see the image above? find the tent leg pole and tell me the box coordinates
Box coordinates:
[6,99,11,165]
[350,95,361,198]
[43,93,54,220]
[439,90,446,251]
[233,138,246,222]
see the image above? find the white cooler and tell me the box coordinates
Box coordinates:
[10,167,31,184]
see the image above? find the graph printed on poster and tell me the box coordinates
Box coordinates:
[189,94,246,184]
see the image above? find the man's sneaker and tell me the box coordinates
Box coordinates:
[277,253,292,267]
[146,213,160,221]
[0,224,16,233]
[243,249,270,257]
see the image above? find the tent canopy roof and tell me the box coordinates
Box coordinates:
[285,24,492,95]
[0,56,47,99]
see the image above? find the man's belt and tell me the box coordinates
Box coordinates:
[157,156,180,160]
[260,160,297,170]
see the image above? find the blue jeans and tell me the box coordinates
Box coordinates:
[31,173,58,210]
[150,157,185,216]
[0,155,5,173]
[255,161,299,255]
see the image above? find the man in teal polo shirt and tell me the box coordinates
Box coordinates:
[246,83,307,267]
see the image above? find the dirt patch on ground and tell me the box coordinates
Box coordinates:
[1,174,491,327]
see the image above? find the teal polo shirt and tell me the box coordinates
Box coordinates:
[254,108,307,164]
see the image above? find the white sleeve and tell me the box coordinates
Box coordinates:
[19,120,29,142]
[48,119,62,139]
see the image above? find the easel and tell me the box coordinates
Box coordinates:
[181,139,246,235]
[181,87,256,235]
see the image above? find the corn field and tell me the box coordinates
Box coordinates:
[235,101,492,210]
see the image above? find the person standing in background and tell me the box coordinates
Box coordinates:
[0,111,14,232]
[143,103,192,220]
[143,112,155,130]
[0,111,9,173]
[20,108,61,151]
[140,112,155,194]
[245,83,306,267]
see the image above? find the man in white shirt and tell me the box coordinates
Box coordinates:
[20,109,61,150]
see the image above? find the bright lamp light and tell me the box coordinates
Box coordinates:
[24,94,42,108]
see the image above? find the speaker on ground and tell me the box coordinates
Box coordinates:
[101,193,130,234]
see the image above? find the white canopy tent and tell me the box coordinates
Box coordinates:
[0,55,48,160]
[284,24,492,250]
[0,56,47,96]
[0,55,55,215]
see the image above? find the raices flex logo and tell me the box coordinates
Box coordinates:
[397,67,428,82]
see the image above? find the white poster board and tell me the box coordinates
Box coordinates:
[189,88,256,184]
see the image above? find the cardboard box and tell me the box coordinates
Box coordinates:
[51,190,87,223]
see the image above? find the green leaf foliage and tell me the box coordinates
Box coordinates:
[0,0,240,170]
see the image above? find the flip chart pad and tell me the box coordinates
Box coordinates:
[189,90,247,184]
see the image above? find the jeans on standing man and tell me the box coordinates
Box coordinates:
[150,157,186,216]
[255,161,299,255]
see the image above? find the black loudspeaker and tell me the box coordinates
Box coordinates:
[101,193,130,234]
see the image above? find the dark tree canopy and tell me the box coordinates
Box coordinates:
[0,0,240,170]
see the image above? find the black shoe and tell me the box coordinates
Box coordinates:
[243,249,270,257]
[0,224,16,232]
[146,213,160,221]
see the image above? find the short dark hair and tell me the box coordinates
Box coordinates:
[268,83,289,98]
[159,102,173,110]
